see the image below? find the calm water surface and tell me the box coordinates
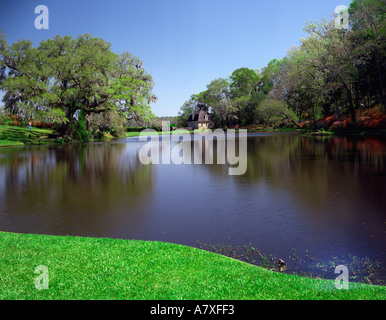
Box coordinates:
[0,132,385,277]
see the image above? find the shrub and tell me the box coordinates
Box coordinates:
[298,121,314,130]
[92,130,104,140]
[32,121,45,128]
[329,121,343,132]
[109,126,126,138]
[69,110,89,142]
[353,106,386,130]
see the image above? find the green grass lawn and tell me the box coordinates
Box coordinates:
[0,231,384,300]
[0,139,25,147]
[0,125,54,147]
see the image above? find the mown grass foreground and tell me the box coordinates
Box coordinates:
[0,232,385,300]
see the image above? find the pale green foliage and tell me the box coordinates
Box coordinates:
[255,98,292,125]
[177,99,196,127]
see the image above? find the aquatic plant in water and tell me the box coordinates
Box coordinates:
[195,240,385,285]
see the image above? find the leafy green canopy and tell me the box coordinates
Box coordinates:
[0,32,156,136]
[177,0,385,128]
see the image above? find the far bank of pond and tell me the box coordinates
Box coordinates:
[1,122,386,149]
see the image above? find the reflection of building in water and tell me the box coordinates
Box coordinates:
[187,109,214,130]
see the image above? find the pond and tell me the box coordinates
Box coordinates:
[0,132,385,282]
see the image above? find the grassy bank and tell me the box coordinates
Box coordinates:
[126,129,195,138]
[0,125,54,147]
[0,125,192,146]
[0,231,384,300]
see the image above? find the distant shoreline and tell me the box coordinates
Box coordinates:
[1,124,386,150]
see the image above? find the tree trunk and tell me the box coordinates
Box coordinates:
[59,109,75,137]
[347,90,356,123]
[343,83,356,123]
[355,82,361,113]
[376,60,386,108]
[280,111,301,128]
[332,91,341,122]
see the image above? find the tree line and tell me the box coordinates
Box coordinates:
[177,0,385,130]
[0,32,157,140]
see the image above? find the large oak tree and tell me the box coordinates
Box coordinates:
[0,32,156,137]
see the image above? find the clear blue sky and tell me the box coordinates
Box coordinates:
[0,0,351,116]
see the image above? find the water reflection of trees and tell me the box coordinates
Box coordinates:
[221,134,386,198]
[258,135,385,244]
[195,133,386,252]
[0,142,154,237]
